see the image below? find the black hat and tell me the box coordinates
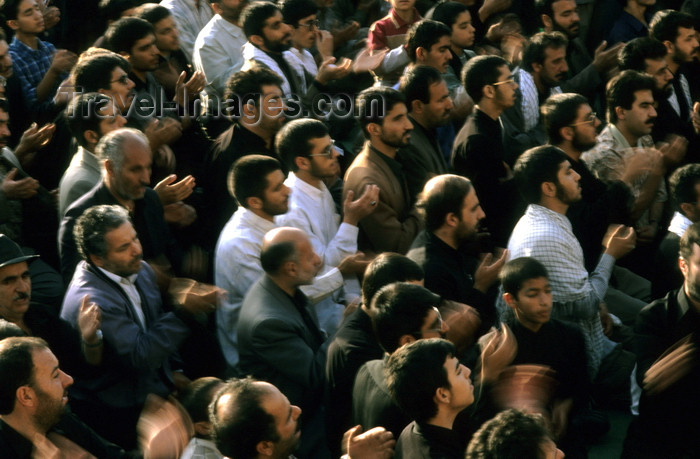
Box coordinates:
[0,235,38,269]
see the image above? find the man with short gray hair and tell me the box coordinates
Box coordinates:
[61,204,215,449]
[58,127,180,284]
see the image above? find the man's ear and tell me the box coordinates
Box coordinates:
[415,46,427,63]
[256,440,274,457]
[367,121,381,137]
[531,62,543,75]
[250,34,265,48]
[434,386,450,405]
[615,105,626,122]
[663,40,675,55]
[679,256,689,278]
[89,253,104,268]
[104,159,116,178]
[541,14,553,31]
[483,84,496,100]
[15,386,36,408]
[541,180,557,198]
[503,292,517,310]
[193,421,213,437]
[398,334,416,347]
[560,126,575,142]
[445,212,459,228]
[6,19,18,32]
[246,196,264,210]
[295,156,310,172]
[411,98,424,115]
[83,130,100,148]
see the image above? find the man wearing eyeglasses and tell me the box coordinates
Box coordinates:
[276,118,378,334]
[541,92,651,327]
[501,31,568,167]
[451,55,521,248]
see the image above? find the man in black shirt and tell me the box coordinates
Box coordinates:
[451,55,521,246]
[408,174,505,333]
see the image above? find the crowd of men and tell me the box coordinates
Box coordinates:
[0,0,699,457]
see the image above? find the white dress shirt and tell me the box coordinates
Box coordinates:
[98,267,147,330]
[160,0,213,59]
[193,14,246,102]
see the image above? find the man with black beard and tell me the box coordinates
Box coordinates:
[408,174,506,332]
[542,93,650,326]
[622,221,700,458]
[239,2,349,104]
[0,337,134,458]
[343,87,422,255]
[535,0,622,105]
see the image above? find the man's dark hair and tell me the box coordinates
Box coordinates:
[0,337,49,415]
[500,257,549,297]
[400,65,445,112]
[228,154,283,207]
[276,118,329,172]
[385,338,455,423]
[369,282,441,354]
[680,222,700,261]
[670,164,700,213]
[0,319,25,340]
[361,253,424,305]
[650,10,695,44]
[177,377,223,426]
[541,92,588,145]
[224,64,284,109]
[99,0,138,22]
[428,1,470,30]
[72,51,131,93]
[406,20,451,63]
[135,3,172,24]
[618,37,669,72]
[534,0,557,19]
[466,408,552,459]
[0,97,9,115]
[513,145,569,204]
[104,17,155,54]
[521,31,568,73]
[74,205,132,260]
[210,378,280,459]
[241,1,280,40]
[260,240,297,275]
[356,87,406,139]
[606,70,655,124]
[415,174,473,232]
[280,0,317,27]
[65,93,116,149]
[461,55,508,103]
[0,0,23,22]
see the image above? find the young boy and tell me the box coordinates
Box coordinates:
[367,0,421,51]
[3,0,76,116]
[501,257,604,457]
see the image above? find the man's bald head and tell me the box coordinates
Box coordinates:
[260,227,306,275]
[416,174,475,232]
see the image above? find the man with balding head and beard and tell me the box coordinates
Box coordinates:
[237,226,330,458]
[408,174,506,333]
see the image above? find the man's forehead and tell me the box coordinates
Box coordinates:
[0,261,29,278]
[632,89,653,104]
[552,0,576,13]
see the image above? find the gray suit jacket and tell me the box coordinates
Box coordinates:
[238,275,328,410]
[238,275,330,458]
